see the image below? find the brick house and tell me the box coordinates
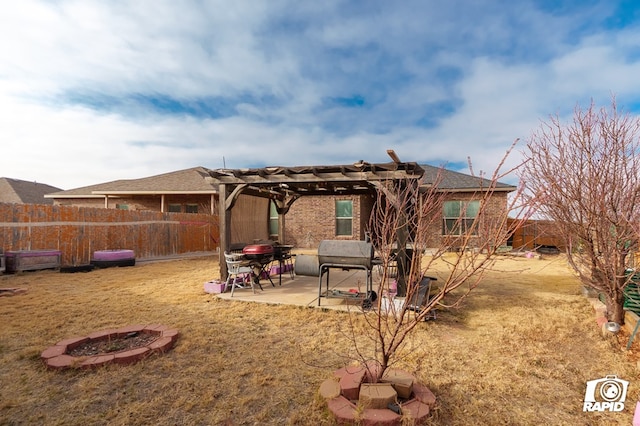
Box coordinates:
[46,162,516,250]
[284,190,512,249]
[279,166,514,248]
[46,167,217,213]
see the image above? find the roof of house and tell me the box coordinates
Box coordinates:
[46,166,217,198]
[0,177,62,205]
[421,164,516,192]
[47,163,516,199]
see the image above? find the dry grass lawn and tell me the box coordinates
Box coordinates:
[0,253,638,425]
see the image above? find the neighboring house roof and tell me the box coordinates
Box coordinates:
[46,163,516,199]
[46,166,217,198]
[0,177,62,205]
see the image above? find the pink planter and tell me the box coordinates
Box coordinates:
[204,280,226,294]
[92,249,135,261]
[91,249,136,268]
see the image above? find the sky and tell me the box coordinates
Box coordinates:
[1,0,640,190]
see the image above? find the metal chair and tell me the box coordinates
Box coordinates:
[405,276,438,321]
[224,252,259,296]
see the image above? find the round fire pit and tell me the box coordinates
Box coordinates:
[41,324,179,370]
[319,362,436,425]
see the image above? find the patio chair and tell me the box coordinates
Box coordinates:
[224,252,260,296]
[405,276,438,321]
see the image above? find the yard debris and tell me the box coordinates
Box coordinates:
[0,288,28,297]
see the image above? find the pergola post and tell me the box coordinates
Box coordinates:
[278,211,286,244]
[370,180,417,297]
[395,212,410,297]
[218,184,232,280]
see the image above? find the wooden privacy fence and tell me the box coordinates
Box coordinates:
[0,203,219,266]
[508,218,564,251]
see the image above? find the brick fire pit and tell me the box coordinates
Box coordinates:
[40,324,179,370]
[319,362,436,425]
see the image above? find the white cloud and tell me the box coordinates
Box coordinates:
[1,0,639,190]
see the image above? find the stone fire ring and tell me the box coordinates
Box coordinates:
[40,324,179,370]
[319,362,436,425]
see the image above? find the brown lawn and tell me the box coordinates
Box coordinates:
[0,253,638,425]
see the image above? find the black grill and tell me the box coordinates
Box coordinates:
[317,240,374,269]
[317,240,377,307]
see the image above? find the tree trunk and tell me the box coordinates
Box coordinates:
[608,291,626,325]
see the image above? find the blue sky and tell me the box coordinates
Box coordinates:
[1,0,639,189]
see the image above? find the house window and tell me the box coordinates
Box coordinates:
[167,204,182,213]
[269,201,279,238]
[443,200,480,235]
[185,204,199,213]
[335,200,353,236]
[116,204,128,210]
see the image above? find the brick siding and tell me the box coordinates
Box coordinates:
[282,194,373,247]
[284,192,511,249]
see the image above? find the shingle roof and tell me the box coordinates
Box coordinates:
[421,164,515,191]
[47,164,515,198]
[46,167,217,197]
[0,178,62,205]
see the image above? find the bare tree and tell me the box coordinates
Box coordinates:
[345,143,530,380]
[521,98,640,324]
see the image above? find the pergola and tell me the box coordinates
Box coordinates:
[206,151,425,279]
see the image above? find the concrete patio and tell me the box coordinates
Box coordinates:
[216,267,378,312]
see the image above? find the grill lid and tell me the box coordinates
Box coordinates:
[242,244,274,260]
[318,240,374,269]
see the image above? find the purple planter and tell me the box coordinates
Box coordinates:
[5,250,61,273]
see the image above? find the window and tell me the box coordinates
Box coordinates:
[116,204,128,210]
[167,204,182,213]
[269,201,279,237]
[443,200,479,235]
[185,204,199,213]
[335,200,353,236]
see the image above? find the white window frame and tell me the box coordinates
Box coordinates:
[443,200,480,235]
[269,201,279,238]
[335,200,353,236]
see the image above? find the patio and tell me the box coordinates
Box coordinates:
[216,267,379,312]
